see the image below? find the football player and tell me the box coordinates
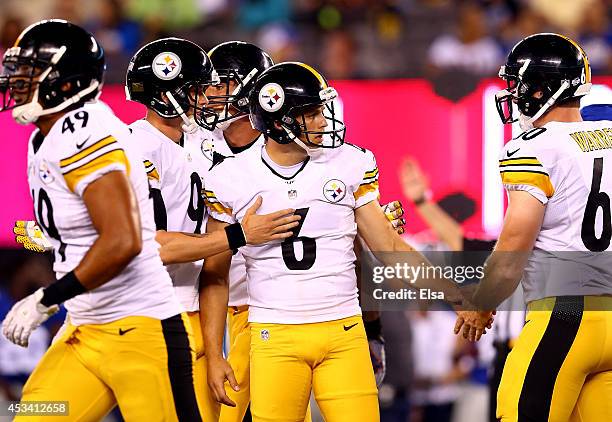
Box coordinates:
[469,33,612,421]
[199,42,404,420]
[201,62,490,421]
[125,37,301,420]
[0,20,201,421]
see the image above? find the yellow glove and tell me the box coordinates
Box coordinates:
[13,221,53,253]
[382,200,405,235]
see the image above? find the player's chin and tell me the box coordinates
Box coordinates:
[310,135,324,146]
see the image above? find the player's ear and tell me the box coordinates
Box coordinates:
[273,121,283,130]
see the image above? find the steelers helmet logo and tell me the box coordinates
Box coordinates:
[152,52,182,80]
[323,179,346,203]
[259,83,284,112]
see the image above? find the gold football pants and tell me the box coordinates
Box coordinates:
[250,315,379,422]
[15,313,201,421]
[498,296,612,422]
[220,306,312,422]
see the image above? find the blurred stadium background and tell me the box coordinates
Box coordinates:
[1,1,611,421]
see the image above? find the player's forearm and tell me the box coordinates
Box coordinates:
[374,235,464,305]
[414,201,464,251]
[199,280,229,359]
[158,230,231,264]
[471,252,525,309]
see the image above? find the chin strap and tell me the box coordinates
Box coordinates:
[519,80,571,130]
[165,90,199,134]
[281,126,325,160]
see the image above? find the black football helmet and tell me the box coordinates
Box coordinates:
[125,37,219,131]
[0,19,105,125]
[496,33,591,128]
[249,62,345,149]
[207,41,274,129]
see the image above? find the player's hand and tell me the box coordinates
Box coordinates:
[2,288,59,347]
[454,309,495,342]
[241,196,301,244]
[382,200,405,235]
[13,220,52,253]
[206,355,239,407]
[399,157,429,202]
[369,337,386,386]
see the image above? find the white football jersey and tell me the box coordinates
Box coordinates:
[185,127,264,307]
[499,120,612,302]
[27,102,182,325]
[204,142,380,324]
[129,120,210,311]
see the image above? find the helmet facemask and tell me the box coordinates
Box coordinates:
[496,58,591,130]
[204,67,260,130]
[0,46,100,125]
[280,87,346,151]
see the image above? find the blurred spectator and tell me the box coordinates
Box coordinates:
[528,0,598,33]
[320,30,359,79]
[125,0,201,32]
[399,157,470,251]
[579,0,612,75]
[498,6,548,53]
[0,253,65,401]
[0,15,23,62]
[427,2,503,76]
[52,0,84,24]
[409,303,471,422]
[257,24,300,63]
[238,0,291,30]
[87,0,142,57]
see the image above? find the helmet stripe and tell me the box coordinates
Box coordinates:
[559,34,591,83]
[296,63,328,88]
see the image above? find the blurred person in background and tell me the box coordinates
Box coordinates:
[319,29,359,80]
[410,301,471,422]
[427,1,503,77]
[51,0,83,25]
[87,0,142,57]
[237,0,291,30]
[0,253,66,401]
[0,15,23,62]
[578,0,612,75]
[528,0,598,34]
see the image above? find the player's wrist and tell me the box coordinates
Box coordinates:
[225,223,247,251]
[412,190,432,206]
[40,271,86,307]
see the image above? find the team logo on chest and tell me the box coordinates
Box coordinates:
[259,83,284,112]
[200,137,215,162]
[152,52,182,80]
[38,160,54,184]
[323,179,346,203]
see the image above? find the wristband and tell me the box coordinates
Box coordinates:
[413,195,427,206]
[225,222,247,250]
[364,318,383,340]
[40,271,86,307]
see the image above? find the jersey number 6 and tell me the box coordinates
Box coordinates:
[581,157,612,251]
[281,207,316,270]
